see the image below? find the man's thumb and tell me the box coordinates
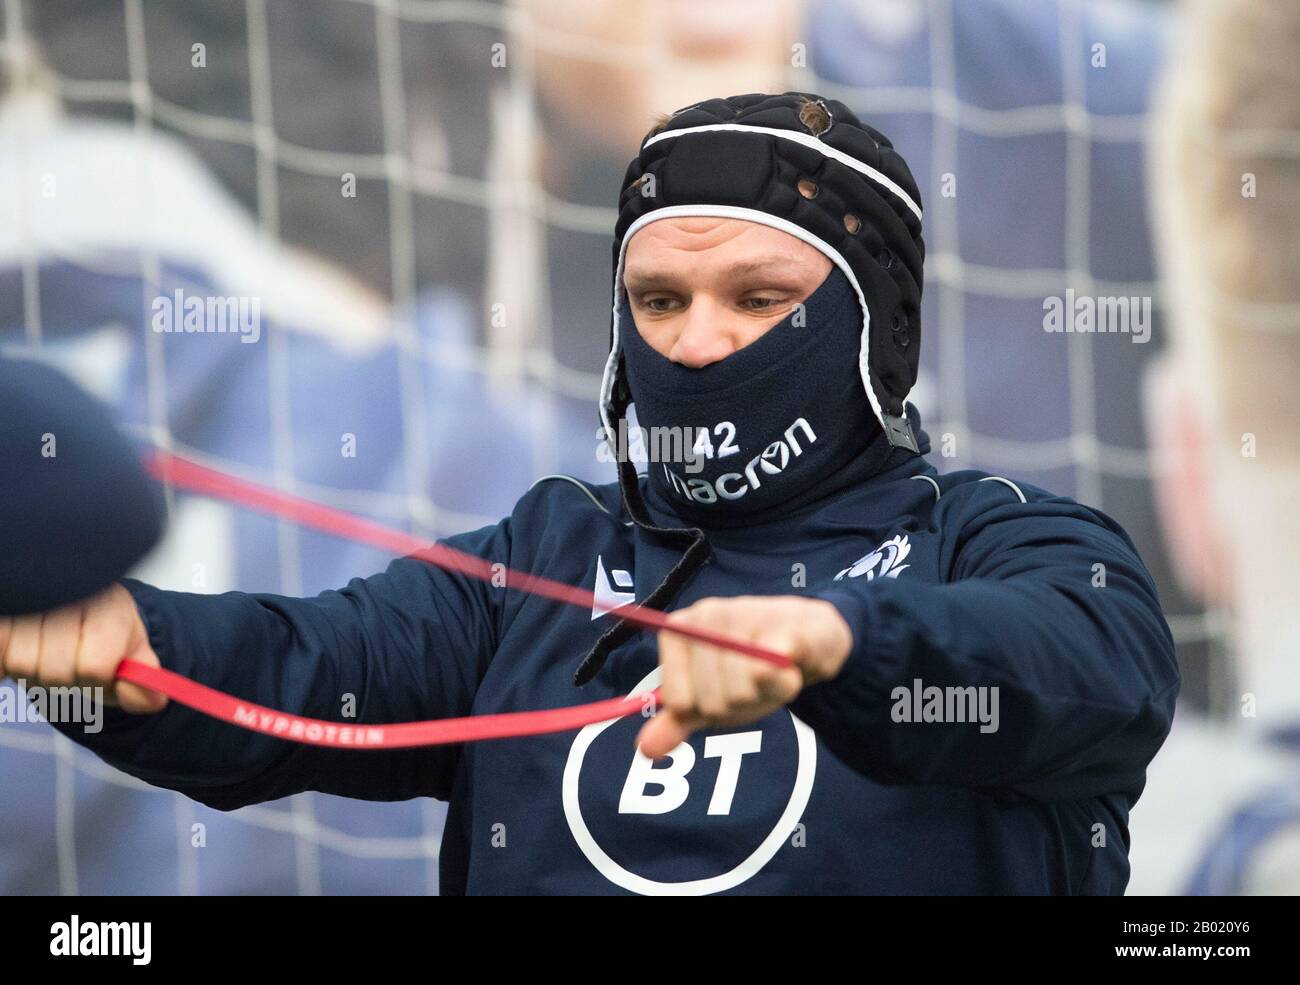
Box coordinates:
[636,710,691,761]
[113,640,168,715]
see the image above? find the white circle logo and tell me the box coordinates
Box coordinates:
[562,666,817,895]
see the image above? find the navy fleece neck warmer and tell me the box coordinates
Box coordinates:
[621,267,894,529]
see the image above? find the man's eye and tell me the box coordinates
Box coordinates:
[744,297,782,311]
[643,297,677,313]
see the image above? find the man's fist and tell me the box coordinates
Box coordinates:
[636,595,852,760]
[0,583,167,714]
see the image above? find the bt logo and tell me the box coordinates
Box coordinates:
[619,731,763,816]
[563,666,817,895]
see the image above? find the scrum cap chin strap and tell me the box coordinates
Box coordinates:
[573,371,713,686]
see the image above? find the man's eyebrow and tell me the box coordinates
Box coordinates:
[723,255,802,279]
[622,268,683,290]
[623,255,803,289]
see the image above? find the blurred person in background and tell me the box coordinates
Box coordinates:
[1128,0,1300,895]
[19,0,498,309]
[0,0,549,894]
[506,0,804,373]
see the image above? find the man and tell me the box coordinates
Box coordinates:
[1127,0,1300,894]
[0,93,1178,894]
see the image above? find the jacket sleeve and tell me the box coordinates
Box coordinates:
[794,488,1180,802]
[48,518,511,810]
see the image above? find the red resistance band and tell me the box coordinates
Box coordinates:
[112,451,793,750]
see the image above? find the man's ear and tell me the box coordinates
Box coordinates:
[1142,355,1231,605]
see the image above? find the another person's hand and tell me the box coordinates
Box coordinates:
[637,595,852,759]
[0,583,167,714]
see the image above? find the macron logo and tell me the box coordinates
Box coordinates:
[592,555,635,620]
[50,915,151,966]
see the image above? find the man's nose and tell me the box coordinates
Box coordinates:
[668,301,740,368]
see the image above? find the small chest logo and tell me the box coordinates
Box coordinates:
[834,533,911,582]
[591,555,635,620]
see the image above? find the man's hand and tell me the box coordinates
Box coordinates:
[0,583,167,714]
[636,595,852,760]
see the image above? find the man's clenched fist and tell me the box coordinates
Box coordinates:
[0,584,167,714]
[636,595,852,760]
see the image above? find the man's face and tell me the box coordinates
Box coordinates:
[622,217,834,368]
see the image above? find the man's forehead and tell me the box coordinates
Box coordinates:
[622,253,808,288]
[623,217,825,285]
[627,215,801,248]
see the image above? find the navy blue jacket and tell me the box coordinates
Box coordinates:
[53,437,1179,895]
